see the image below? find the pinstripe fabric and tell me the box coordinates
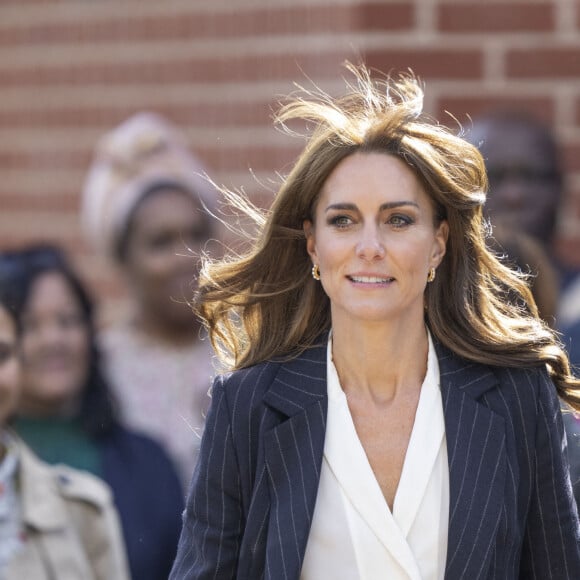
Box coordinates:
[170,338,580,579]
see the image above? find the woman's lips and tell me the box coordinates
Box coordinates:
[348,275,394,283]
[34,355,72,372]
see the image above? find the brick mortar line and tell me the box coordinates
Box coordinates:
[2,29,576,59]
[1,80,579,111]
[0,169,282,191]
[0,79,352,109]
[0,0,362,26]
[0,39,354,68]
[0,128,292,148]
[0,0,555,28]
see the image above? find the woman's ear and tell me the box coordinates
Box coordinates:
[432,220,449,266]
[303,220,317,261]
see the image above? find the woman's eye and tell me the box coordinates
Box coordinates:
[329,215,353,228]
[58,313,85,330]
[148,233,174,251]
[388,214,413,227]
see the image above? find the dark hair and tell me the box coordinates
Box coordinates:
[0,244,118,437]
[0,256,21,336]
[0,298,17,331]
[471,110,562,180]
[467,110,564,245]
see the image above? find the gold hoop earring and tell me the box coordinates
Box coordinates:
[312,264,321,280]
[427,267,436,283]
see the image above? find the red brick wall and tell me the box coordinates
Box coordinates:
[1,0,580,316]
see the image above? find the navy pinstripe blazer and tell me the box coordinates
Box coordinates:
[170,338,580,579]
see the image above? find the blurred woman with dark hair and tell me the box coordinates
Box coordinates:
[0,244,183,580]
[0,259,129,579]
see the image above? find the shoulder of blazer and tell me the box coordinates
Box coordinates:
[212,338,329,419]
[435,338,553,408]
[213,358,282,402]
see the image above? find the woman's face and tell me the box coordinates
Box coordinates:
[304,152,448,329]
[19,272,90,414]
[123,187,212,328]
[0,305,20,425]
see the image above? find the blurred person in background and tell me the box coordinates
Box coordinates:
[468,113,580,509]
[81,112,218,487]
[466,111,563,260]
[488,225,580,506]
[466,111,580,327]
[0,263,129,579]
[0,245,183,580]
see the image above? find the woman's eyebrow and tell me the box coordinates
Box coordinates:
[325,201,419,212]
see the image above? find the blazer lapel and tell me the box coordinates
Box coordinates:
[257,338,508,579]
[436,344,507,579]
[262,341,328,580]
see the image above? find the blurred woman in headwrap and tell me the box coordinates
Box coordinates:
[81,112,219,487]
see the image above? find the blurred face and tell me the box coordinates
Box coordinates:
[124,187,212,327]
[469,120,561,246]
[0,305,20,426]
[304,152,448,329]
[19,272,90,414]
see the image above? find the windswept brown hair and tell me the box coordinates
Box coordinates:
[196,63,580,410]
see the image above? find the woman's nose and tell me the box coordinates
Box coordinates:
[356,226,385,260]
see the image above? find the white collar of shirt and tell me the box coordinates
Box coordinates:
[301,330,449,580]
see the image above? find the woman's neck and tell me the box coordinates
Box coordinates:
[331,316,429,404]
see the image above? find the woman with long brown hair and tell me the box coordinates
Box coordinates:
[171,65,580,579]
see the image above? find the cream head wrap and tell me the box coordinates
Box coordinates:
[81,111,217,261]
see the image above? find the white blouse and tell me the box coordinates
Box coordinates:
[301,332,449,579]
